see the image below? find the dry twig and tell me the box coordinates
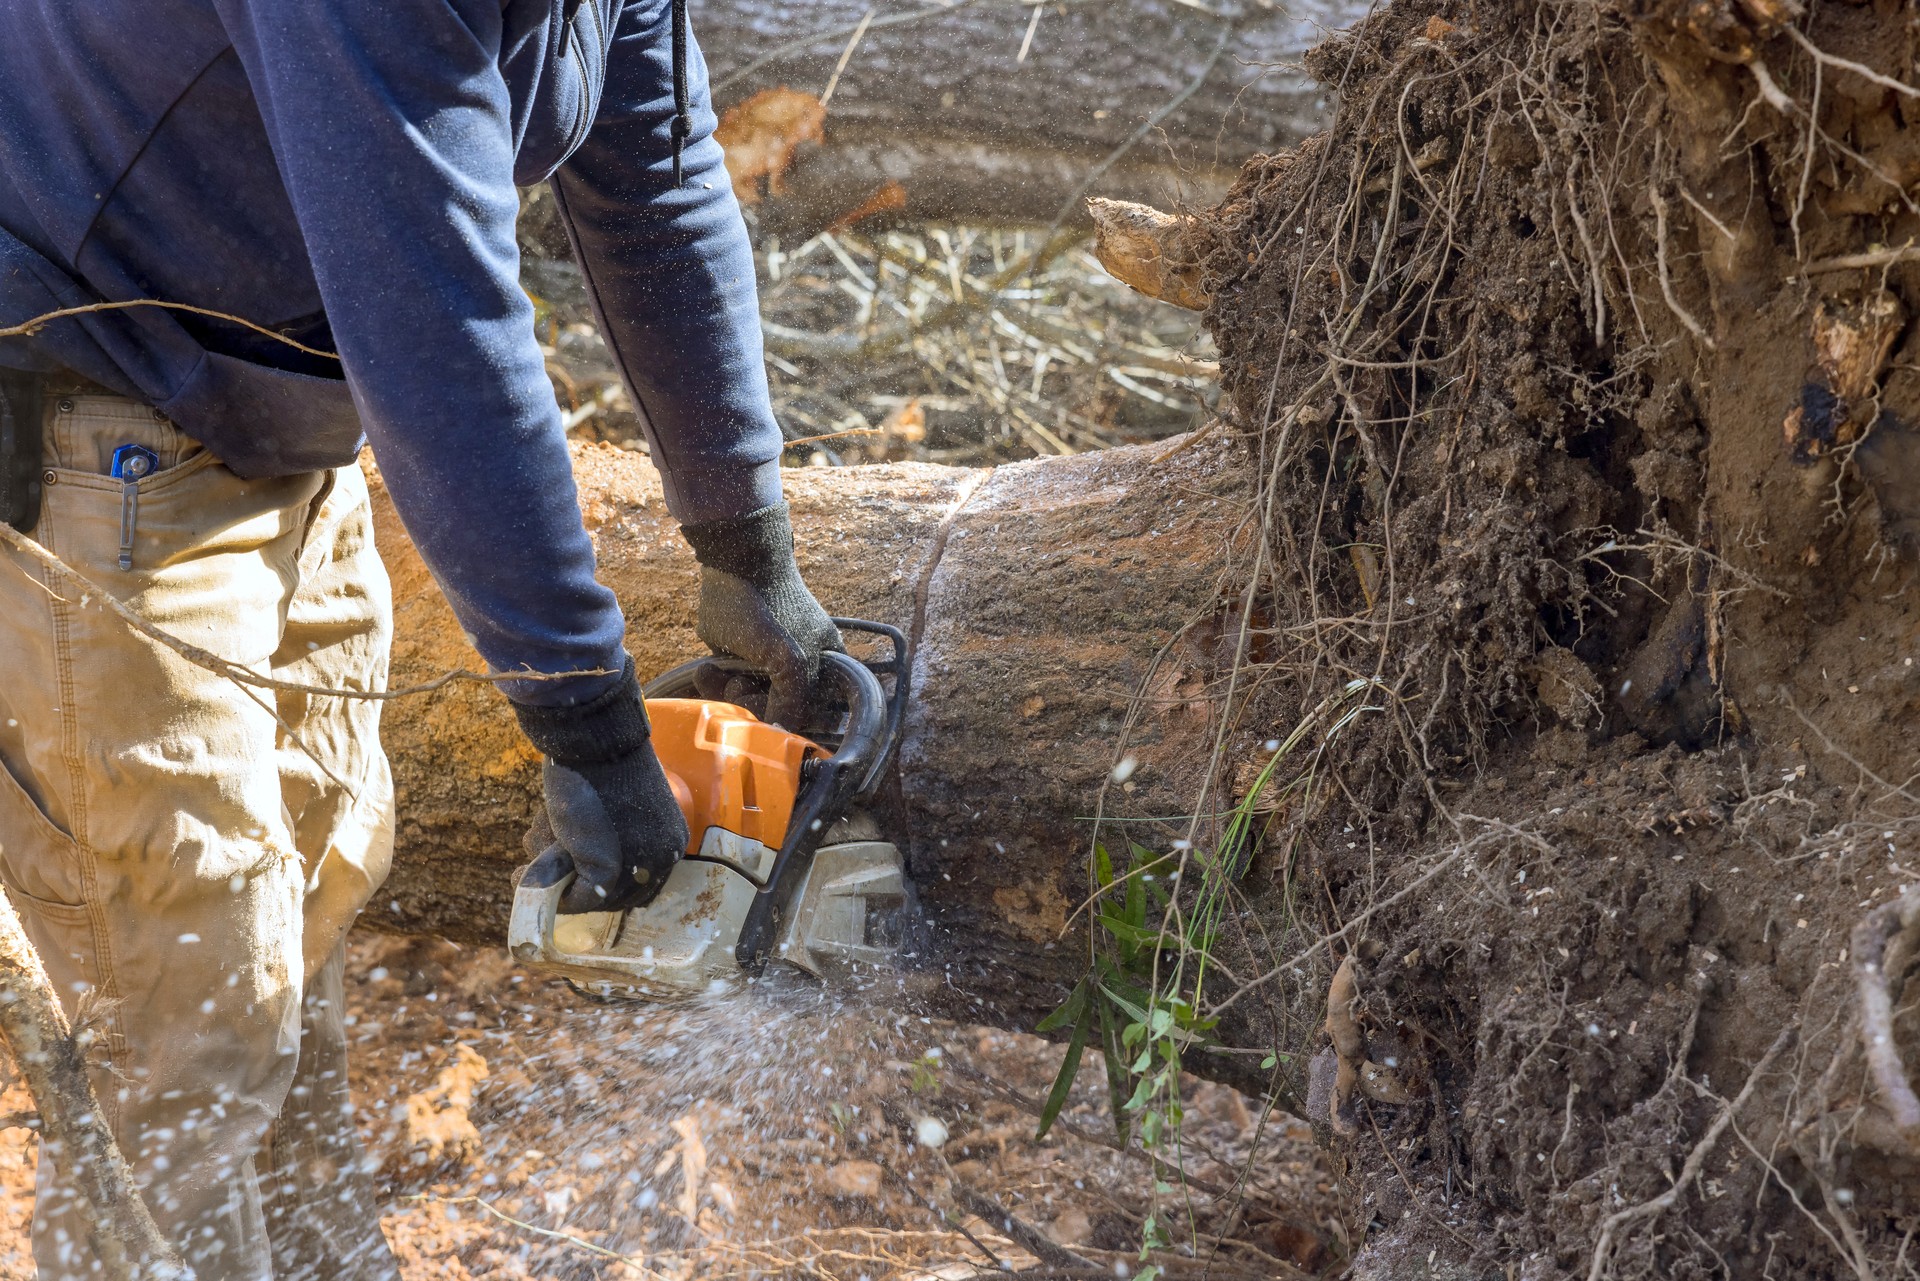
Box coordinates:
[942,1163,1099,1273]
[0,298,337,359]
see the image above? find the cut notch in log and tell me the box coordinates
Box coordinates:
[1087,197,1211,311]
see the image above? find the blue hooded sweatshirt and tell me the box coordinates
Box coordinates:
[0,0,785,706]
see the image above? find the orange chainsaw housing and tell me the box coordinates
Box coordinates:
[644,699,823,856]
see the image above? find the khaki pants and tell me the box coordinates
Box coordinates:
[0,393,398,1278]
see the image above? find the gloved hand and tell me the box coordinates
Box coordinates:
[512,657,690,914]
[681,502,843,729]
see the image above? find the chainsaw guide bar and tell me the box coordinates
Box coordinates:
[508,620,913,1001]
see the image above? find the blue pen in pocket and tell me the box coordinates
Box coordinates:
[110,444,160,571]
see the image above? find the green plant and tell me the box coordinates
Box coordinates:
[908,1051,942,1096]
[1034,839,1215,1146]
[1034,678,1383,1272]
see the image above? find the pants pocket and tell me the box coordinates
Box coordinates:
[39,394,319,587]
[0,750,103,1009]
[46,394,205,476]
[0,744,88,911]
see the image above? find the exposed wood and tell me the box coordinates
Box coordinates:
[1087,197,1211,310]
[370,437,1248,1036]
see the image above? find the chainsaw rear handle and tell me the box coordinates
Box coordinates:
[639,619,912,975]
[642,617,909,801]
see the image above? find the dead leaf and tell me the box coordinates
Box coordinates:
[397,1044,490,1170]
[714,88,826,205]
[1358,1059,1417,1105]
[1814,291,1906,410]
[1347,542,1381,611]
[883,397,927,444]
[1046,1207,1093,1247]
[827,178,909,233]
[671,1113,709,1225]
[707,1176,738,1219]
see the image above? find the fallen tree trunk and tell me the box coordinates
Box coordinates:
[372,435,1248,1036]
[692,0,1339,231]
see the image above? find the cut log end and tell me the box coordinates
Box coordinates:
[1087,197,1211,312]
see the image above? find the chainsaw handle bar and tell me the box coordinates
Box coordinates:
[733,648,885,971]
[834,618,910,797]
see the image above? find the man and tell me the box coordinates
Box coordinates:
[0,1,841,1275]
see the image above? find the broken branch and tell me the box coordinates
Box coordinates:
[0,887,189,1279]
[1087,197,1211,311]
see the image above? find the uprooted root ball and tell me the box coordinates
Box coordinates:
[1173,0,1920,1275]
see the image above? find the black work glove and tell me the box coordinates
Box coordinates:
[513,657,691,914]
[681,502,843,729]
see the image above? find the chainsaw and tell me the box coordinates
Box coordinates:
[507,619,913,1000]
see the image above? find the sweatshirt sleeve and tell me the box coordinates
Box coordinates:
[548,0,787,527]
[211,0,626,708]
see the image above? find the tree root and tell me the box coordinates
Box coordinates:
[1585,1026,1796,1281]
[1851,887,1920,1147]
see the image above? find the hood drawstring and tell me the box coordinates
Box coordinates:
[564,1,691,186]
[669,0,690,185]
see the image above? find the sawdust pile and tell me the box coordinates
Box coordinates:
[1164,0,1920,1276]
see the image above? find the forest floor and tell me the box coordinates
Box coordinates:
[0,932,1337,1279]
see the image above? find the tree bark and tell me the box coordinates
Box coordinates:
[371,435,1247,1036]
[690,0,1342,231]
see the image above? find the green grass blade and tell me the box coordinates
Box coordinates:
[1035,996,1095,1140]
[1036,976,1089,1034]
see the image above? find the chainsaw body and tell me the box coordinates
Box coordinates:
[508,621,911,1000]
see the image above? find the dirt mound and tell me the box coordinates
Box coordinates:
[1179,0,1920,1275]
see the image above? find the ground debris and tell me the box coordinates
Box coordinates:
[396,1044,491,1173]
[0,932,1321,1281]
